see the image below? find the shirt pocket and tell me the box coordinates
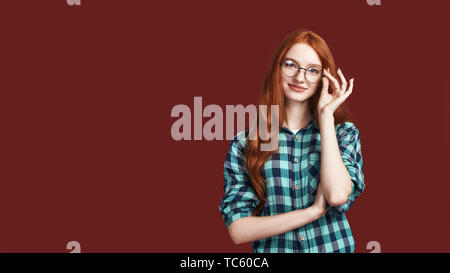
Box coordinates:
[306,152,321,206]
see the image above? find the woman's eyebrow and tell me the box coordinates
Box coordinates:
[285,57,322,67]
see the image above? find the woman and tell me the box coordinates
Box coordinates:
[219,28,365,253]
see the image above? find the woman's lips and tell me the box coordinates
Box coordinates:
[288,84,307,92]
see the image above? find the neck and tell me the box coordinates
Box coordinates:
[283,99,313,130]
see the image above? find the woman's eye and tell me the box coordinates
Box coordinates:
[284,61,296,68]
[308,68,320,74]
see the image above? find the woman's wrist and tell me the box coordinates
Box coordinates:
[308,204,326,221]
[318,108,334,122]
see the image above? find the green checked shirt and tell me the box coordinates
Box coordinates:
[218,115,365,253]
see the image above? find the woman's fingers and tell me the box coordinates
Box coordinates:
[321,76,329,95]
[323,68,341,92]
[343,78,354,99]
[337,78,354,104]
[336,68,347,93]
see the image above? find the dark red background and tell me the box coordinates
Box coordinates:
[0,0,449,252]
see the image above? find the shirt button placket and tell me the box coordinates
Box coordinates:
[294,132,309,251]
[293,132,302,211]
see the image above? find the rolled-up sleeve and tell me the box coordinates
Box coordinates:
[219,133,259,228]
[326,122,365,217]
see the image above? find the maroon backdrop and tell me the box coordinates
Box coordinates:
[0,0,449,252]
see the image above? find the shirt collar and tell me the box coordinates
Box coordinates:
[281,114,319,135]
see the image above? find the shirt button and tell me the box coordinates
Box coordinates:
[294,184,299,190]
[300,235,305,241]
[295,136,300,141]
[294,158,299,163]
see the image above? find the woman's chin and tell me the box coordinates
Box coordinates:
[284,91,310,103]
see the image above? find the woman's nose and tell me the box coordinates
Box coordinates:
[295,69,306,82]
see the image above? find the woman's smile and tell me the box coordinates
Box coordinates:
[288,83,308,92]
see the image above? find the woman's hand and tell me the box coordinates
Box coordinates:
[317,67,354,117]
[312,182,328,218]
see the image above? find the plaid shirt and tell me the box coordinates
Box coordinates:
[218,115,365,253]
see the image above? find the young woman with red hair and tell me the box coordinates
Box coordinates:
[219,28,365,253]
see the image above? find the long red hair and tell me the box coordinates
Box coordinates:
[244,28,356,216]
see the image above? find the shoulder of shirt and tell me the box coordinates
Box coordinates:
[335,121,359,136]
[231,128,249,148]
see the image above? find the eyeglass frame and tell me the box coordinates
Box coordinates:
[279,59,324,83]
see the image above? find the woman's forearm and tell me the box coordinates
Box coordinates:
[228,206,322,245]
[318,111,352,206]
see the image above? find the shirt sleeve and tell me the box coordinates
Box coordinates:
[326,122,365,217]
[218,132,259,228]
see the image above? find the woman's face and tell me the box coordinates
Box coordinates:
[281,43,323,104]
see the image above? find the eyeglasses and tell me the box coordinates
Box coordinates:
[279,59,323,83]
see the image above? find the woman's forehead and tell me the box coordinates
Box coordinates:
[285,43,321,66]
